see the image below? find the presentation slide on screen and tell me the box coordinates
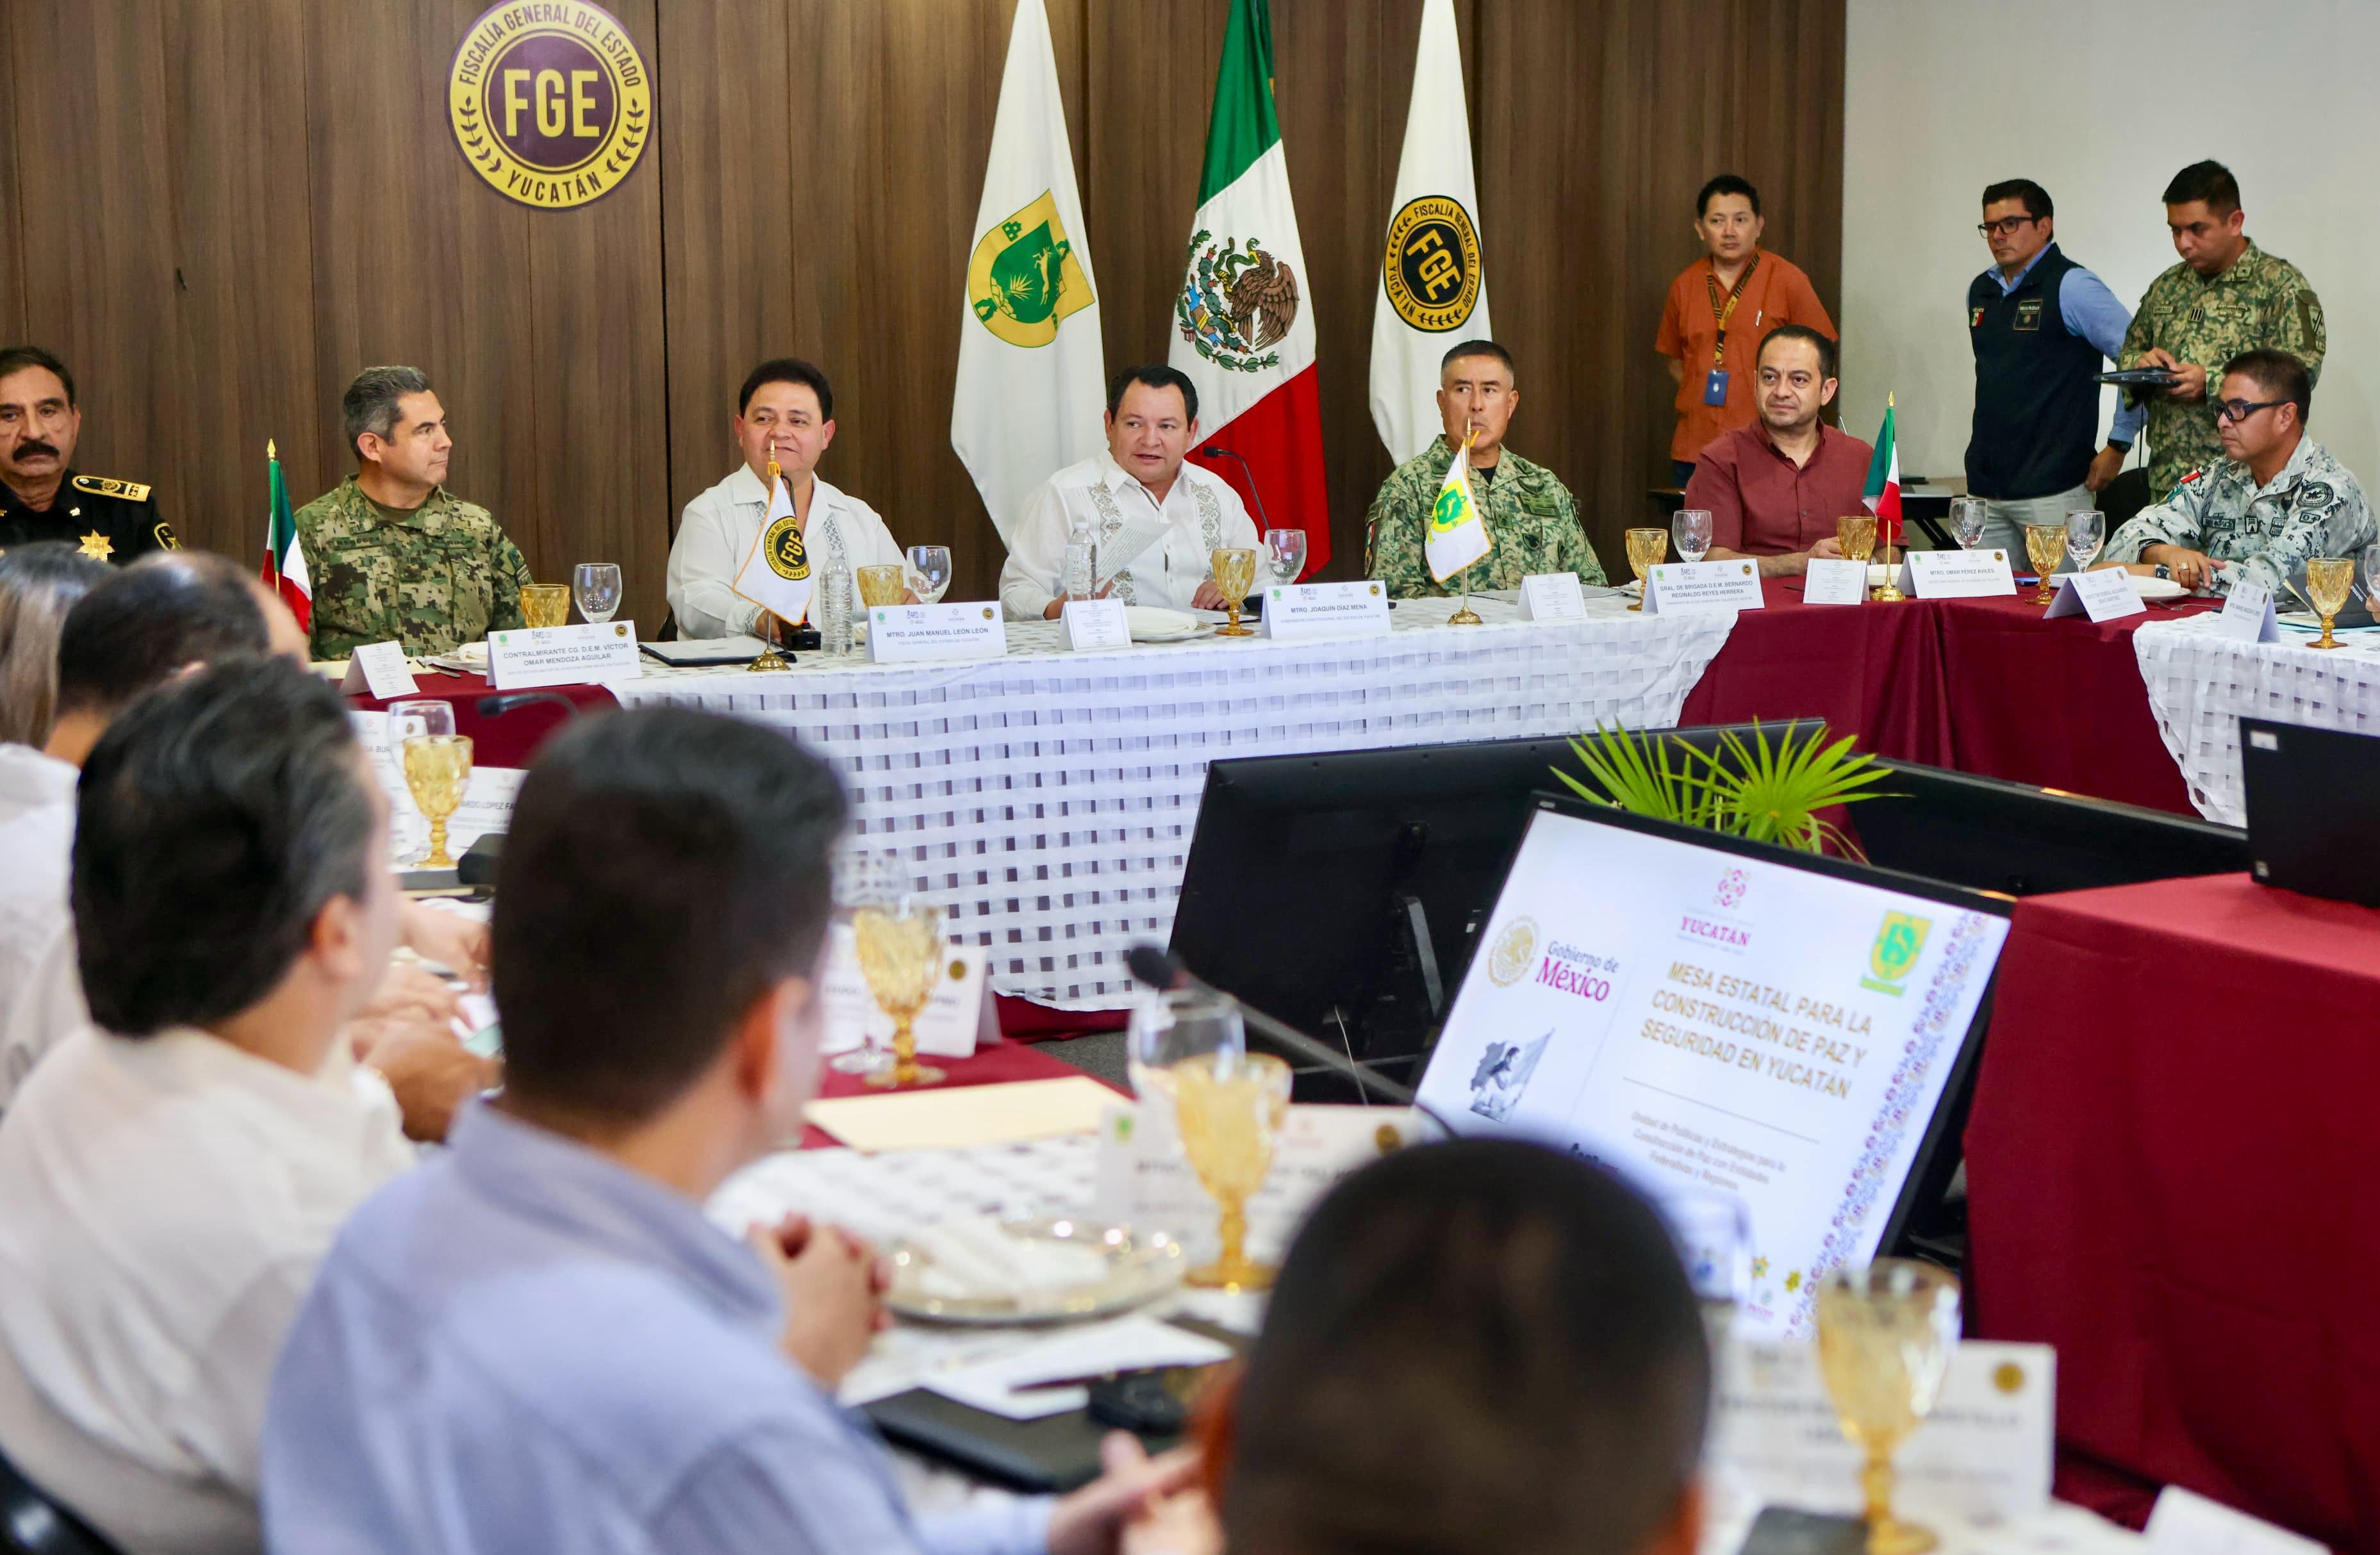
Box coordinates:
[1417,809,2010,1338]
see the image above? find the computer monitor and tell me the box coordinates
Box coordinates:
[1849,764,2248,895]
[2240,717,2380,907]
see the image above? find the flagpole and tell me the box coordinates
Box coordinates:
[1447,424,1483,625]
[1872,392,1907,603]
[748,449,791,671]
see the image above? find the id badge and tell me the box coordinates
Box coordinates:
[1703,368,1730,406]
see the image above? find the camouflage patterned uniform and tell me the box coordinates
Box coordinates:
[296,475,532,659]
[1366,437,1605,598]
[2104,436,2372,598]
[2120,241,2325,497]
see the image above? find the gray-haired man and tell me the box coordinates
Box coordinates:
[295,365,533,659]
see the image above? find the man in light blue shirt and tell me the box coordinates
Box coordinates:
[261,705,1187,1555]
[1966,177,2145,557]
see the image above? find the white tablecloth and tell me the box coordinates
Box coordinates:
[618,596,1736,1006]
[2133,614,2380,823]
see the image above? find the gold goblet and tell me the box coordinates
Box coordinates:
[2306,557,2356,650]
[1211,547,1258,636]
[1624,526,1669,610]
[855,903,948,1089]
[389,698,473,870]
[1815,1260,1961,1555]
[521,582,571,628]
[2021,525,2066,604]
[1171,1049,1291,1290]
[856,563,907,609]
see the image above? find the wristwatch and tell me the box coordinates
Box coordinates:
[2153,564,2172,580]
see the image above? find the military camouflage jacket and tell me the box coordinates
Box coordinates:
[2104,436,2372,598]
[2120,242,2326,497]
[1367,438,1605,597]
[297,475,533,659]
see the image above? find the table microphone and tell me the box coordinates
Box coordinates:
[1198,444,1275,537]
[1123,942,1419,1107]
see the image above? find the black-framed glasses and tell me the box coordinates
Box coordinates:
[1976,216,2039,237]
[2215,397,2285,424]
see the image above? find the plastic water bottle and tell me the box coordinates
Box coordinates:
[820,560,854,654]
[1063,538,1096,603]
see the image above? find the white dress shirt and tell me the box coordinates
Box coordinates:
[0,1026,415,1554]
[998,450,1259,620]
[666,466,905,638]
[0,744,77,1111]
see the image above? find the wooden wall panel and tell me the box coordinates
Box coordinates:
[0,7,22,343]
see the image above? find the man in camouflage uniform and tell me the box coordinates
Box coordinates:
[0,345,178,563]
[1368,340,1605,597]
[2104,349,2370,598]
[2120,161,2324,498]
[297,365,532,659]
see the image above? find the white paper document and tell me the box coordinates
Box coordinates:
[1060,597,1132,650]
[921,1315,1232,1420]
[1519,572,1590,621]
[1800,559,1866,606]
[1096,513,1171,591]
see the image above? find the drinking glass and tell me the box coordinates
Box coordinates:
[388,700,472,869]
[1815,1260,1962,1555]
[1624,527,1669,610]
[1949,497,1990,551]
[855,563,907,609]
[1264,527,1307,589]
[2021,524,2066,603]
[828,845,910,1078]
[855,898,948,1089]
[1211,547,1259,636]
[520,582,570,629]
[1130,989,1282,1288]
[1672,507,1714,565]
[2305,556,2356,650]
[2362,544,2380,614]
[1836,513,1878,568]
[572,562,622,623]
[2064,509,2104,573]
[905,545,952,606]
[1128,987,1248,1101]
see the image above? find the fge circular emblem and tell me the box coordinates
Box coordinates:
[1384,195,1483,333]
[450,2,652,210]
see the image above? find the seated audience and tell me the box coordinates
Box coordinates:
[667,357,909,639]
[1000,365,1258,620]
[2104,348,2373,596]
[1366,339,1605,598]
[0,540,108,746]
[0,659,425,1553]
[1160,1140,1709,1555]
[1683,325,1872,577]
[297,365,533,660]
[263,704,1188,1553]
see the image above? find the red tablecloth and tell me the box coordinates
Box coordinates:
[1965,875,2380,1551]
[800,1037,1120,1148]
[346,670,619,768]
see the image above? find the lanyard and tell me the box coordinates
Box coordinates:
[1705,254,1760,369]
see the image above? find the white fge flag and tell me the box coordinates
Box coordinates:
[1370,0,1492,463]
[731,465,814,627]
[1426,432,1492,583]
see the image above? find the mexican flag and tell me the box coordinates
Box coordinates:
[260,440,311,634]
[1169,0,1330,575]
[1864,395,1902,553]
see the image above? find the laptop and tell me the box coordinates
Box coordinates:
[2240,718,2380,907]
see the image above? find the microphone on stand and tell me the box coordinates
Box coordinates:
[1199,443,1277,539]
[475,691,583,720]
[1124,942,1419,1107]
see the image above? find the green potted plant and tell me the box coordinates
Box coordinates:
[1553,721,1894,857]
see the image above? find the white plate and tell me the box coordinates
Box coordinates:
[885,1216,1188,1325]
[2130,574,2188,601]
[1125,607,1205,643]
[1866,563,1897,587]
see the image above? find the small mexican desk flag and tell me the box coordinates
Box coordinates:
[260,440,311,634]
[1864,395,1902,552]
[1426,429,1492,583]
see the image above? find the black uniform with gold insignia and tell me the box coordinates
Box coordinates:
[0,472,178,563]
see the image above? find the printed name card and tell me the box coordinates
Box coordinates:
[351,711,525,864]
[2212,577,2281,643]
[1261,580,1392,640]
[2146,1486,2327,1555]
[2044,568,2145,623]
[1709,1338,2054,1522]
[487,621,642,689]
[1800,558,1867,605]
[866,602,1008,664]
[340,640,420,699]
[1059,597,1132,651]
[1897,547,2018,598]
[1642,559,1764,616]
[817,923,991,1060]
[1518,572,1589,621]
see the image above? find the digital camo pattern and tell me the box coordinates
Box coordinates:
[297,475,533,658]
[2105,437,2374,599]
[1367,436,1605,598]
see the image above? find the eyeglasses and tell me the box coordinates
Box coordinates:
[2214,397,2286,424]
[1976,216,2040,238]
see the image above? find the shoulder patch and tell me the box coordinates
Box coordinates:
[72,475,152,502]
[2297,481,2333,506]
[152,521,180,550]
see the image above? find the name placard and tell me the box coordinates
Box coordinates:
[1518,572,1589,622]
[1897,547,2018,598]
[866,602,1007,664]
[351,711,525,863]
[340,641,420,700]
[817,923,991,1060]
[1800,559,1866,606]
[2044,568,2145,623]
[1643,559,1764,615]
[1060,597,1132,652]
[2212,578,2281,643]
[487,621,642,689]
[1260,580,1392,640]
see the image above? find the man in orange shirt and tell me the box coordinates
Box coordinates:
[1655,175,1836,484]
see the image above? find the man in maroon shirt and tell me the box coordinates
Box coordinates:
[1683,325,1874,577]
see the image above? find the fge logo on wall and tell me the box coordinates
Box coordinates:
[450,2,652,210]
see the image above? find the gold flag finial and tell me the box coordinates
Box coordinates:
[1888,392,1896,409]
[267,438,277,461]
